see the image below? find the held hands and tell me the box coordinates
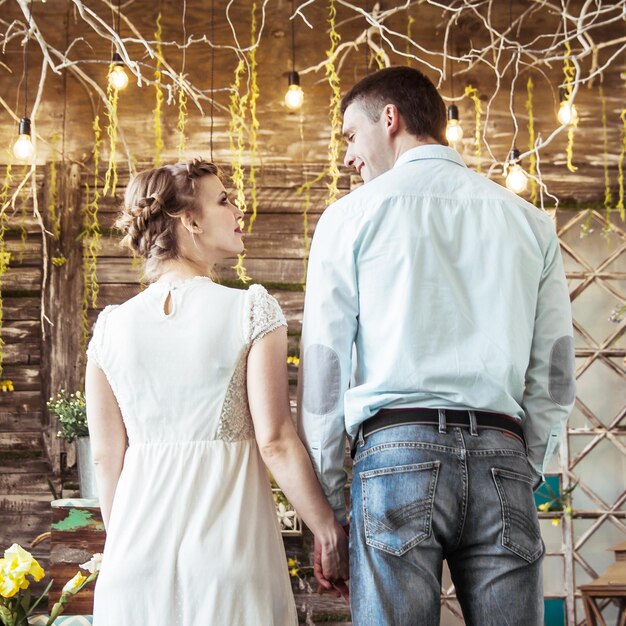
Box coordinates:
[313,522,350,603]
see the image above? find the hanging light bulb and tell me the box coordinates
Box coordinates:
[14,4,35,161]
[284,71,304,110]
[108,52,129,91]
[13,117,35,161]
[557,99,578,126]
[445,104,464,143]
[284,0,303,112]
[505,148,528,194]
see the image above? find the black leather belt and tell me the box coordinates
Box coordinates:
[361,407,525,442]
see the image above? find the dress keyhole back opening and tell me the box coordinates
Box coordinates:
[162,290,175,317]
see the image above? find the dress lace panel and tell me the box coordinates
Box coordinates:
[247,284,287,345]
[215,348,256,442]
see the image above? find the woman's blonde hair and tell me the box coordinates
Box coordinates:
[115,159,219,281]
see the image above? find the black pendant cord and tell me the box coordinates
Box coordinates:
[23,0,34,119]
[181,0,187,75]
[290,0,296,73]
[210,0,215,162]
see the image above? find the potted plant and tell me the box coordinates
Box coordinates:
[47,391,97,499]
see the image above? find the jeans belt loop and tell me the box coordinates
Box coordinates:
[438,408,447,434]
[468,410,478,436]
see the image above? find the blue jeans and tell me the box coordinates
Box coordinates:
[350,421,544,626]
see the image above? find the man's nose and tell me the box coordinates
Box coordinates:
[344,148,355,169]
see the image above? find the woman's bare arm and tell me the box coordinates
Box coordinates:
[247,326,349,589]
[85,359,127,529]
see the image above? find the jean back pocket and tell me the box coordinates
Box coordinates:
[361,461,440,556]
[492,467,544,563]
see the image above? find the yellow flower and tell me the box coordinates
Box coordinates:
[564,506,572,515]
[62,571,87,595]
[0,558,23,598]
[287,558,298,568]
[537,503,549,512]
[289,567,300,578]
[551,518,561,526]
[4,543,44,581]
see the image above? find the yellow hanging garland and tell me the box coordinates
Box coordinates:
[617,109,626,220]
[0,243,9,379]
[247,2,260,234]
[374,45,386,70]
[103,69,119,196]
[153,12,165,167]
[297,167,331,287]
[18,163,29,263]
[325,0,342,206]
[464,85,483,173]
[176,73,188,158]
[81,116,103,350]
[229,59,250,283]
[0,159,12,378]
[600,86,613,231]
[562,41,578,173]
[525,77,538,205]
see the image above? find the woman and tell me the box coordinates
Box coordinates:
[85,159,348,625]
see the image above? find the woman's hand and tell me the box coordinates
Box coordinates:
[314,523,350,603]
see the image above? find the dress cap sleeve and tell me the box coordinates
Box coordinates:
[86,305,118,368]
[245,284,287,345]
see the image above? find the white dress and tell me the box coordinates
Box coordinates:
[87,277,298,626]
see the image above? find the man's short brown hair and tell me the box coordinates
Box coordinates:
[340,66,447,145]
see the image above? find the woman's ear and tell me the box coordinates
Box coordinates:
[180,212,203,234]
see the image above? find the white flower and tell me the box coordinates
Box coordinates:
[276,502,296,529]
[79,553,103,574]
[62,571,87,594]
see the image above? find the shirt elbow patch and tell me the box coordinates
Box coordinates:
[548,336,576,405]
[302,344,341,415]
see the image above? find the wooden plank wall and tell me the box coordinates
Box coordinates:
[0,170,51,573]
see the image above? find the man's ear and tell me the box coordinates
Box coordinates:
[180,212,202,234]
[383,104,400,136]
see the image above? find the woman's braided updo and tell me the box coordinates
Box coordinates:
[115,159,219,281]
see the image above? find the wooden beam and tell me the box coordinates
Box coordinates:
[41,163,84,475]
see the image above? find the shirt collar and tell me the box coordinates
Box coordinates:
[393,144,467,170]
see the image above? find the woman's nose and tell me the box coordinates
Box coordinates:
[231,202,244,218]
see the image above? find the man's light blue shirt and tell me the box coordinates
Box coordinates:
[298,145,575,523]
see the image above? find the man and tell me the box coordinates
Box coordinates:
[298,66,575,625]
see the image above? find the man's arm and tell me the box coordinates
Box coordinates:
[522,229,575,479]
[297,207,359,525]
